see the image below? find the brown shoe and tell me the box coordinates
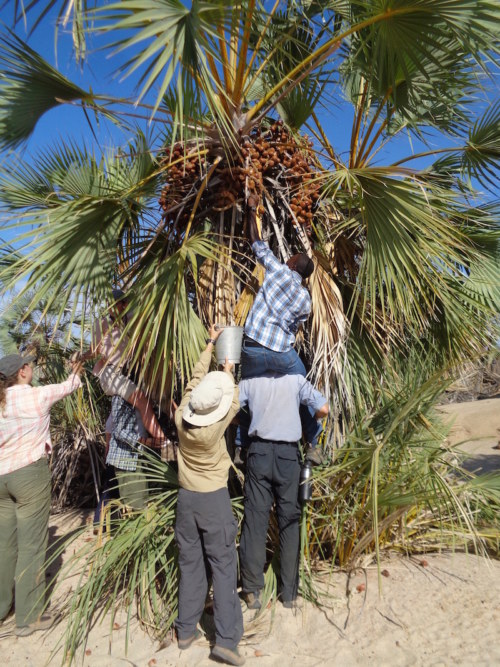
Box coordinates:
[305,446,327,466]
[177,628,203,650]
[15,613,56,637]
[211,645,246,665]
[242,590,261,610]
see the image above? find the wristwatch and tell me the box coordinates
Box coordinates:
[206,338,216,345]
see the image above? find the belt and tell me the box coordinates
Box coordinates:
[251,436,297,446]
[242,336,264,348]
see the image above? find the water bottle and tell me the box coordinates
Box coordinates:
[298,461,313,503]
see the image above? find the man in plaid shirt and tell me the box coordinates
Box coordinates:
[106,395,176,509]
[239,197,323,465]
[107,395,156,509]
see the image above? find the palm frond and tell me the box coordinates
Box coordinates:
[324,168,474,328]
[462,100,500,191]
[308,256,347,399]
[93,0,234,115]
[0,30,89,148]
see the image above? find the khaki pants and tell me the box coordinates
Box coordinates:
[114,457,149,510]
[0,458,51,626]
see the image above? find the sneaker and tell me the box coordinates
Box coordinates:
[15,613,56,637]
[211,644,246,665]
[305,446,327,466]
[242,590,261,610]
[177,628,203,650]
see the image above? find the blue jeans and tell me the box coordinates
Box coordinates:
[236,339,322,448]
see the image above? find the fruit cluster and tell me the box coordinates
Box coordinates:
[158,121,321,235]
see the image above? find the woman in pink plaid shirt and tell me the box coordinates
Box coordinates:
[0,352,82,636]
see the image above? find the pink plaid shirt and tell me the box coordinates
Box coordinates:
[0,374,82,475]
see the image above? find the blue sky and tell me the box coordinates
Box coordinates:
[1,2,485,173]
[0,4,497,257]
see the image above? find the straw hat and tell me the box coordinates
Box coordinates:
[183,371,235,426]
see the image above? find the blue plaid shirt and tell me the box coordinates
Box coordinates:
[244,241,311,351]
[106,395,147,472]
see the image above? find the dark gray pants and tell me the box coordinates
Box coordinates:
[175,487,243,650]
[239,439,301,602]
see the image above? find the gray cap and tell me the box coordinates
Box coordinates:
[0,353,36,379]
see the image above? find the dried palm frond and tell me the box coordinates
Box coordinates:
[197,257,236,325]
[233,262,264,327]
[308,257,347,399]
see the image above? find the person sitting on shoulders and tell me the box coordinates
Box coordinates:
[238,196,324,465]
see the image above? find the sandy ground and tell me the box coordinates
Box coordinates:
[1,400,499,667]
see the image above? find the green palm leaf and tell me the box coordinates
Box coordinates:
[0,30,90,148]
[462,100,500,191]
[93,0,233,114]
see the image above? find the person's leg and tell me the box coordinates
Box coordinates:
[300,405,323,447]
[175,489,208,641]
[0,476,17,621]
[93,464,114,525]
[199,488,243,651]
[239,441,274,595]
[115,459,149,510]
[272,444,302,603]
[240,341,271,380]
[241,342,306,380]
[11,458,51,626]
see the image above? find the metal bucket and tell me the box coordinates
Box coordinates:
[215,326,244,365]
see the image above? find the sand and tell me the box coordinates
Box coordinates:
[1,399,499,666]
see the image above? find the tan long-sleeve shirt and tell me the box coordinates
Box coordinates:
[175,347,239,492]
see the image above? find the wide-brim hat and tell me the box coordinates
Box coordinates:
[0,353,36,378]
[183,371,235,427]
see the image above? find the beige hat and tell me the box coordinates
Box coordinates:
[183,371,235,426]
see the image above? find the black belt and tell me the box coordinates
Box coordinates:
[242,336,264,348]
[251,436,297,446]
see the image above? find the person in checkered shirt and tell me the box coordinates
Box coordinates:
[0,353,83,636]
[238,196,324,466]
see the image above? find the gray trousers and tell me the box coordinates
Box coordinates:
[175,486,243,650]
[0,458,51,626]
[239,439,301,602]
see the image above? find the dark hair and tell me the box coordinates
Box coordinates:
[0,370,21,414]
[293,253,314,279]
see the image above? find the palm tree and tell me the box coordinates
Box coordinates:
[1,2,499,653]
[0,0,498,409]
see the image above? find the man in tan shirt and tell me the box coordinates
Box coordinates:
[174,325,244,666]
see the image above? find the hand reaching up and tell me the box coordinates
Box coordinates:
[209,323,223,342]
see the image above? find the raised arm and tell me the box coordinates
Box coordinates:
[35,358,84,411]
[177,324,224,414]
[247,195,261,245]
